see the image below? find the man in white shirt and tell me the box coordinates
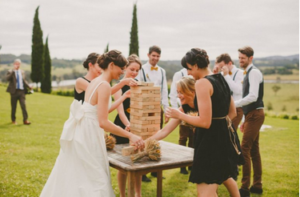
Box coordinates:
[136,45,169,181]
[214,53,244,131]
[169,68,188,108]
[6,59,32,125]
[234,47,264,197]
[169,68,193,174]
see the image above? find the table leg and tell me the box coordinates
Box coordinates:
[156,170,163,197]
[127,171,135,197]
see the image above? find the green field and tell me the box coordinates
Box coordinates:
[0,86,298,196]
[264,83,299,113]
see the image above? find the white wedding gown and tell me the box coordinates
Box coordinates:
[40,82,115,197]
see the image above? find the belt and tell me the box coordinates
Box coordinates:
[212,116,241,155]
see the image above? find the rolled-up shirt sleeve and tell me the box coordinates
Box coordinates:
[235,69,262,108]
[161,69,169,111]
[169,71,182,109]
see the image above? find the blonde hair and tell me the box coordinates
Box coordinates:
[127,54,142,69]
[176,76,195,97]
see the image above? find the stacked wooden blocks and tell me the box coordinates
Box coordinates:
[130,81,161,140]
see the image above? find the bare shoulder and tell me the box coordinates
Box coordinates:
[76,77,90,86]
[195,78,213,95]
[195,78,211,87]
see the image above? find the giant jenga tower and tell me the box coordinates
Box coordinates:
[130,82,161,140]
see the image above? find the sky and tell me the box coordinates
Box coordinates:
[0,0,299,61]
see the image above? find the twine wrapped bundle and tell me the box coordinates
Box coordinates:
[181,111,198,129]
[104,133,116,150]
[130,139,161,163]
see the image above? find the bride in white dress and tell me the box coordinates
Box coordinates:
[40,50,144,197]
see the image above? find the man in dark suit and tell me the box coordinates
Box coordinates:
[6,59,32,125]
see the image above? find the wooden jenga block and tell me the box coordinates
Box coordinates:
[131,86,160,93]
[136,81,154,87]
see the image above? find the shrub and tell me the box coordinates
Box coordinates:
[51,89,74,97]
[291,115,299,120]
[281,105,287,112]
[267,102,273,111]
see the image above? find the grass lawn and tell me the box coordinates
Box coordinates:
[264,83,299,114]
[0,85,298,197]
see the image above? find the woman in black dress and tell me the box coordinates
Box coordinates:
[111,54,143,197]
[165,48,240,196]
[74,53,101,102]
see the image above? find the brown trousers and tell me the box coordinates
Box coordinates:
[241,109,265,191]
[179,125,194,148]
[10,89,28,122]
[232,107,244,131]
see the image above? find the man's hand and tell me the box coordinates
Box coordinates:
[239,122,245,133]
[222,65,229,76]
[213,64,221,74]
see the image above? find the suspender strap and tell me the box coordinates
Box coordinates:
[161,69,164,96]
[141,68,147,82]
[233,70,239,81]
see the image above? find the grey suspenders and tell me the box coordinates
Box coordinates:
[233,70,239,81]
[141,67,164,95]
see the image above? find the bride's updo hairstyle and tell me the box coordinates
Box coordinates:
[97,50,128,70]
[83,52,100,70]
[181,48,210,69]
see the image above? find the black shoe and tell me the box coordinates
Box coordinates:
[180,168,188,175]
[239,188,250,197]
[151,172,165,179]
[142,175,151,182]
[250,186,263,194]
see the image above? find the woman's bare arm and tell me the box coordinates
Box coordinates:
[75,78,90,93]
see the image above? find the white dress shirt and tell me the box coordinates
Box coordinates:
[169,68,188,108]
[15,69,24,90]
[136,61,169,111]
[223,65,243,101]
[235,64,263,108]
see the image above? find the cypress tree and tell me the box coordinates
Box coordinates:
[41,36,52,93]
[129,4,139,56]
[104,43,109,53]
[31,6,44,91]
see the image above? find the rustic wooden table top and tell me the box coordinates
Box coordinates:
[107,140,194,171]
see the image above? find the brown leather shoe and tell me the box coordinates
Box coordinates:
[12,121,17,125]
[23,120,31,125]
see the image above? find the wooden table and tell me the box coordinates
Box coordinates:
[107,141,194,197]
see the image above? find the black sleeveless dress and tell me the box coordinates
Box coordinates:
[189,73,237,184]
[74,77,90,103]
[182,104,197,115]
[111,85,130,144]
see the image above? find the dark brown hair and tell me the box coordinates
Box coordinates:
[97,50,128,70]
[83,52,100,70]
[181,48,210,69]
[238,46,254,57]
[216,53,234,64]
[148,45,161,55]
[127,54,142,69]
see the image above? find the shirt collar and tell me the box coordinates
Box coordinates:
[246,63,254,72]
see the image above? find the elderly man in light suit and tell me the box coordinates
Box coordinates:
[6,59,32,125]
